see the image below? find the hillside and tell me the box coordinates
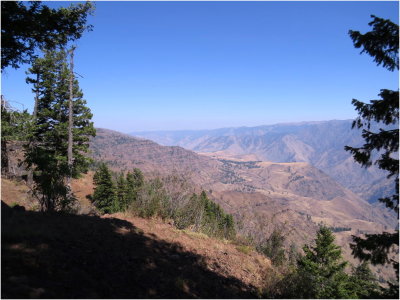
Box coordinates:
[132,120,396,204]
[89,128,397,269]
[3,127,395,291]
[91,128,221,186]
[2,127,397,290]
[2,201,269,298]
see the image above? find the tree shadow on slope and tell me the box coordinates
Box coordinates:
[1,202,258,299]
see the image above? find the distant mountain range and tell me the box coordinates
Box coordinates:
[131,120,396,204]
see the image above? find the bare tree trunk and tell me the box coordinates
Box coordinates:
[1,96,9,176]
[33,73,39,118]
[67,47,75,195]
[27,73,40,187]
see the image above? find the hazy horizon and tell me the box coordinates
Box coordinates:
[127,118,356,134]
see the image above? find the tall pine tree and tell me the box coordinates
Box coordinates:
[25,48,95,211]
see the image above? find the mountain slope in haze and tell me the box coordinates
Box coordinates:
[89,129,396,256]
[131,120,396,203]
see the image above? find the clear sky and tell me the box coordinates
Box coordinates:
[1,0,399,133]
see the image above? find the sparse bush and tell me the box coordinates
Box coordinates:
[236,245,253,255]
[133,178,168,218]
[257,228,286,266]
[233,234,254,247]
[10,202,19,208]
[173,193,203,230]
[127,174,236,240]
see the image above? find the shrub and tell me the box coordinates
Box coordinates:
[236,245,253,255]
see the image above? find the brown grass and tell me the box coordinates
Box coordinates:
[2,202,271,298]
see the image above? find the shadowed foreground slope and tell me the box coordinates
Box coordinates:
[1,202,260,298]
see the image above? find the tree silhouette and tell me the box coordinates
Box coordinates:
[1,1,93,70]
[345,15,399,296]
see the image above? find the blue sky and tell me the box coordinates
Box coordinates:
[2,1,399,132]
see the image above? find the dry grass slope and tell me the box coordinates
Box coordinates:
[2,200,271,298]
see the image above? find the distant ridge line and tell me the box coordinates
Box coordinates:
[129,119,354,134]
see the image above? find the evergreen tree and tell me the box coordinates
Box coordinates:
[125,168,144,208]
[125,172,136,205]
[291,226,351,299]
[345,15,399,291]
[25,49,95,211]
[132,168,145,189]
[127,168,144,199]
[199,191,236,239]
[223,214,236,240]
[92,163,116,214]
[349,261,380,298]
[1,1,94,70]
[116,173,128,211]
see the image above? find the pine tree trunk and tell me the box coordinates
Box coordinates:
[67,47,75,194]
[1,96,8,176]
[27,73,40,187]
[33,74,39,118]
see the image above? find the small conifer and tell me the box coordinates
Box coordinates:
[92,163,116,214]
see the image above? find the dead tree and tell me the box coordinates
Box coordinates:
[27,72,40,186]
[67,46,75,194]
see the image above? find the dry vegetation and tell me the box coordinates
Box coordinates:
[2,199,271,298]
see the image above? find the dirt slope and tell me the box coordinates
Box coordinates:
[1,178,34,209]
[2,202,270,298]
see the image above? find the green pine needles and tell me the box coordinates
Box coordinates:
[25,49,95,212]
[346,15,399,296]
[272,226,380,299]
[295,226,350,299]
[92,163,118,214]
